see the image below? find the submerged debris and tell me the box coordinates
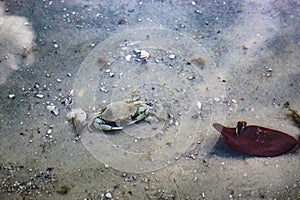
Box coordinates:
[125,54,132,62]
[8,94,16,99]
[168,54,176,59]
[190,57,206,68]
[284,101,300,128]
[35,94,44,99]
[132,49,150,62]
[57,185,71,195]
[67,108,88,133]
[0,164,56,196]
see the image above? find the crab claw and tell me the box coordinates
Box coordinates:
[93,118,123,131]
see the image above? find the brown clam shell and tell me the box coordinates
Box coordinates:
[213,122,300,157]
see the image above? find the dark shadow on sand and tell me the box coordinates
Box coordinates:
[209,137,250,159]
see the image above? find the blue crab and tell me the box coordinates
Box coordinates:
[88,100,155,131]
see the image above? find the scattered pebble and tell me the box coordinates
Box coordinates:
[213,97,220,102]
[133,49,150,61]
[188,75,195,80]
[47,105,59,115]
[231,99,238,104]
[47,128,52,134]
[100,87,108,93]
[168,54,176,59]
[140,50,150,59]
[47,105,56,112]
[52,107,59,116]
[197,101,202,110]
[266,67,272,72]
[36,94,44,99]
[105,192,112,199]
[242,45,249,50]
[8,94,16,99]
[125,54,132,62]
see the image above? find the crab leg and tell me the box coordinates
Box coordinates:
[95,123,123,131]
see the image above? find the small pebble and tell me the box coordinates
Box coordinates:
[36,94,44,99]
[47,105,56,112]
[53,44,59,48]
[140,50,150,59]
[53,107,59,116]
[188,75,195,80]
[47,128,52,134]
[105,192,112,199]
[213,97,220,102]
[169,54,176,59]
[242,45,249,50]
[8,94,16,99]
[197,102,202,110]
[125,55,131,62]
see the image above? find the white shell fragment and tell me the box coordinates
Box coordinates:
[47,105,59,115]
[197,101,202,110]
[105,192,112,199]
[213,97,220,102]
[47,105,56,112]
[133,49,150,60]
[36,94,44,99]
[53,107,59,116]
[125,55,132,62]
[140,50,150,59]
[67,108,88,132]
[47,128,52,134]
[168,54,176,59]
[8,94,16,99]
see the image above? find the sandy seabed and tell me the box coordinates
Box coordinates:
[0,0,299,199]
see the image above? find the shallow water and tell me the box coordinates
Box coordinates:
[0,0,299,199]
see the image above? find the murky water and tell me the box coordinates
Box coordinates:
[0,0,299,199]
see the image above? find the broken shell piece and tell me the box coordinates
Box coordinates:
[8,94,16,99]
[67,108,88,133]
[47,105,56,112]
[168,54,176,59]
[197,102,202,110]
[125,55,132,62]
[47,105,59,116]
[133,49,150,60]
[36,94,44,99]
[53,107,59,116]
[140,50,150,59]
[47,128,52,134]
